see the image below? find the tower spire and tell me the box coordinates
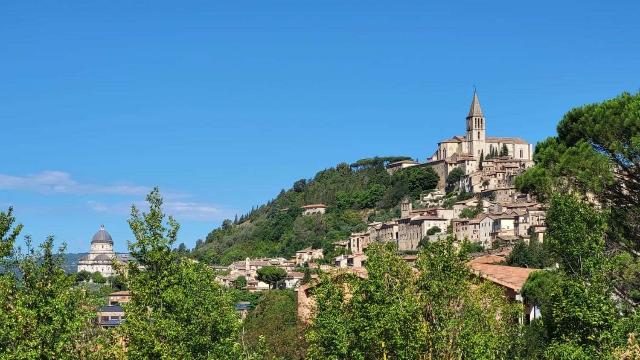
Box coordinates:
[467,89,484,118]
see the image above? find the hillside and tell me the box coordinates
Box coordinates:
[191,156,440,265]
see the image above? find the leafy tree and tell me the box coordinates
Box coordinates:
[446,167,465,192]
[91,271,107,284]
[507,238,552,269]
[301,267,311,285]
[76,269,92,282]
[500,143,509,157]
[459,207,480,219]
[293,179,307,192]
[0,215,95,359]
[426,226,441,236]
[242,290,306,360]
[120,188,240,359]
[234,275,247,289]
[417,237,521,359]
[307,243,427,359]
[386,166,439,205]
[256,266,287,289]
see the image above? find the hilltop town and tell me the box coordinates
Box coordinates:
[193,91,550,324]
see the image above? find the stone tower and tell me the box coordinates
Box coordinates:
[400,196,412,218]
[466,90,486,158]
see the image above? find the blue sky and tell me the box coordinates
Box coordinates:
[1,1,639,253]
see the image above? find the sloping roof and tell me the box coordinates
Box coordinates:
[468,258,539,292]
[468,90,484,118]
[486,136,529,145]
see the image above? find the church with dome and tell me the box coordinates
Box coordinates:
[77,225,128,277]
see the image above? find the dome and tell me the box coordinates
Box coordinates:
[91,225,113,244]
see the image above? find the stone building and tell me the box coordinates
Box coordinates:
[428,91,533,188]
[301,204,327,215]
[77,225,119,277]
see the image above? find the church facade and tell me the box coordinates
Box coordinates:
[428,91,533,188]
[77,225,118,277]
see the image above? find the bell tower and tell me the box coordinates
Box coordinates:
[466,89,486,157]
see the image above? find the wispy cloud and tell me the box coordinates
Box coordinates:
[87,200,232,222]
[0,171,148,195]
[1,170,234,222]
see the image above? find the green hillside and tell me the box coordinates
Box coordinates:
[191,156,439,265]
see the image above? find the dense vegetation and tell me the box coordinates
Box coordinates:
[512,91,640,358]
[1,92,639,359]
[192,157,439,265]
[307,240,521,359]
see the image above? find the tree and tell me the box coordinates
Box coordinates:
[307,243,427,359]
[293,179,307,192]
[426,226,441,236]
[507,238,552,269]
[256,266,287,289]
[91,271,107,284]
[234,275,247,289]
[459,207,480,219]
[446,167,465,192]
[76,269,92,282]
[0,224,95,358]
[417,237,521,359]
[500,143,509,157]
[242,290,306,359]
[121,188,240,359]
[301,267,311,285]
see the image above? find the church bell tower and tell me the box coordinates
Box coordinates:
[466,90,486,157]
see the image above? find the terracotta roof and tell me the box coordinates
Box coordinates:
[469,262,538,292]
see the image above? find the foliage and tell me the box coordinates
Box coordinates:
[446,167,465,192]
[242,290,306,360]
[507,238,553,269]
[307,243,427,359]
[426,226,441,236]
[416,237,522,359]
[193,156,427,265]
[307,240,520,359]
[500,143,509,157]
[91,271,106,284]
[459,206,481,219]
[0,210,96,359]
[120,188,240,359]
[520,193,636,358]
[75,269,91,282]
[256,266,287,290]
[234,275,247,289]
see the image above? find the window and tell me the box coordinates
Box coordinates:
[520,149,524,158]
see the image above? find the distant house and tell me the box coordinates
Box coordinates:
[285,271,305,289]
[96,290,131,328]
[334,253,367,269]
[295,248,324,265]
[301,204,327,215]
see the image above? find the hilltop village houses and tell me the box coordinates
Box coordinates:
[77,92,548,327]
[208,91,548,327]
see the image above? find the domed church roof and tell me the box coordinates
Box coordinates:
[91,225,113,244]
